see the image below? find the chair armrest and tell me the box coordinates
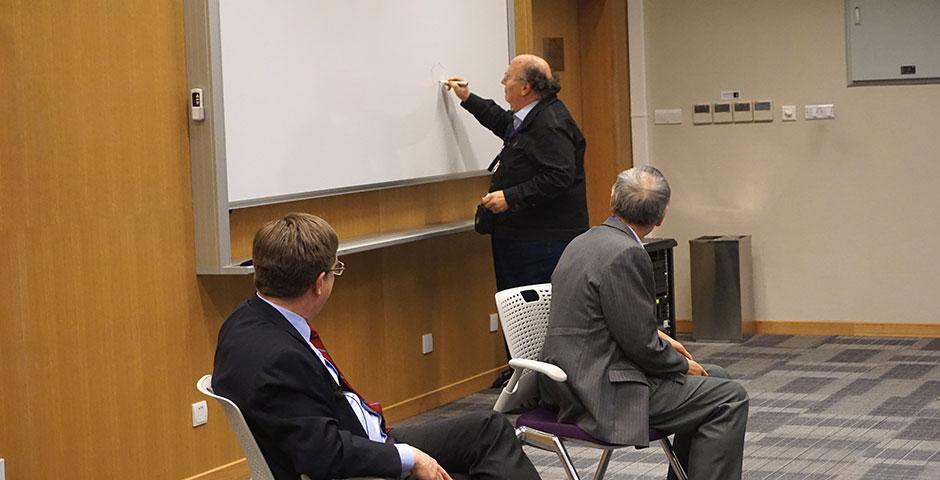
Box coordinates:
[508,358,567,382]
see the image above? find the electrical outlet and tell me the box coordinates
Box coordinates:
[489,313,499,332]
[421,333,433,354]
[192,400,208,427]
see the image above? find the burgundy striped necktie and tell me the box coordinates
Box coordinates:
[309,328,388,432]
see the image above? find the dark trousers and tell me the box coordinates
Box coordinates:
[491,235,570,370]
[491,235,570,292]
[392,411,539,480]
[648,365,749,480]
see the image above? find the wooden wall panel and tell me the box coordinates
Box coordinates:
[527,0,632,225]
[532,0,584,123]
[228,176,491,259]
[578,0,633,224]
[0,1,503,479]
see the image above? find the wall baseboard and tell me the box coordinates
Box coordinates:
[184,367,504,479]
[383,366,505,422]
[676,319,940,338]
[182,459,248,480]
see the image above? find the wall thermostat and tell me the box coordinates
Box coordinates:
[713,102,733,123]
[753,100,773,122]
[692,103,712,125]
[733,101,753,123]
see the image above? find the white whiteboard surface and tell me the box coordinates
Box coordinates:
[215,0,511,206]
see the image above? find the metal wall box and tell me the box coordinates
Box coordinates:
[846,0,940,84]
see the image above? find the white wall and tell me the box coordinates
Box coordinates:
[643,0,940,323]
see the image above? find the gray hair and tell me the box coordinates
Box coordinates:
[611,166,671,227]
[521,65,561,99]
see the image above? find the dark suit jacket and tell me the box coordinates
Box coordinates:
[461,93,588,241]
[539,217,689,446]
[212,296,401,480]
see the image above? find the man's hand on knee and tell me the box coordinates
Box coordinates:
[687,359,709,376]
[411,448,453,480]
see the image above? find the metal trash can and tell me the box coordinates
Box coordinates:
[689,235,754,342]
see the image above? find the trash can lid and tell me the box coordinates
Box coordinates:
[691,235,750,242]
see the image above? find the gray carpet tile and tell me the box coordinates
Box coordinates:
[395,334,940,479]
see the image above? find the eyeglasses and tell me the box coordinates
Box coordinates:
[329,259,345,277]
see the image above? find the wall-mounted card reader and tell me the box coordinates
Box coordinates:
[732,101,753,123]
[693,103,712,125]
[713,102,733,123]
[190,88,205,121]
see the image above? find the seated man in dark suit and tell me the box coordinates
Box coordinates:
[212,213,540,480]
[540,166,749,480]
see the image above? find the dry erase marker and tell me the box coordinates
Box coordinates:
[441,80,469,87]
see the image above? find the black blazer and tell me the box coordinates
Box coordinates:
[461,93,588,241]
[212,296,401,480]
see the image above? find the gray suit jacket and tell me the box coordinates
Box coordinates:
[539,217,689,446]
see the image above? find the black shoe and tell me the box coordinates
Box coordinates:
[491,368,513,389]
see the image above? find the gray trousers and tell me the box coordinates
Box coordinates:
[648,364,749,480]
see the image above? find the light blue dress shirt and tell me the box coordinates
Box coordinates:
[513,99,540,129]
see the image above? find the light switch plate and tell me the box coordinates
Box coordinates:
[489,313,499,332]
[781,105,797,121]
[805,104,835,120]
[733,101,753,122]
[713,102,733,123]
[421,333,433,354]
[654,109,683,125]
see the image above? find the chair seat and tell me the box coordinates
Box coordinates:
[517,407,671,446]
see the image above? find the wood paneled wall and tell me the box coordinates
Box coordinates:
[527,0,633,224]
[577,0,633,222]
[0,2,501,479]
[0,1,629,478]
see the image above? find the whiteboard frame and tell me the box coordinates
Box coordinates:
[184,0,515,274]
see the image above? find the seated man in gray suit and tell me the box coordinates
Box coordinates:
[540,166,748,480]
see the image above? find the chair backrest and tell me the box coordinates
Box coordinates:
[495,283,552,361]
[196,375,275,480]
[493,284,552,412]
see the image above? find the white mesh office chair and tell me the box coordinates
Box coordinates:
[196,375,377,480]
[492,284,688,480]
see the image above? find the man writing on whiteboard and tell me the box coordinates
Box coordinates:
[446,55,588,383]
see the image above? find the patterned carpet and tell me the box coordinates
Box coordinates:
[397,335,940,479]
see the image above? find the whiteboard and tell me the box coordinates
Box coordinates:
[214,0,512,207]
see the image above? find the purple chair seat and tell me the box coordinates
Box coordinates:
[517,407,670,447]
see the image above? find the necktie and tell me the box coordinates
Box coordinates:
[309,328,388,432]
[490,116,521,172]
[503,118,521,144]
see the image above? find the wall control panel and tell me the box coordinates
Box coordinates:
[732,101,753,122]
[713,102,733,123]
[693,103,713,124]
[753,100,773,122]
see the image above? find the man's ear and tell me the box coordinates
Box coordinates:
[521,81,533,96]
[655,208,668,227]
[313,271,327,296]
